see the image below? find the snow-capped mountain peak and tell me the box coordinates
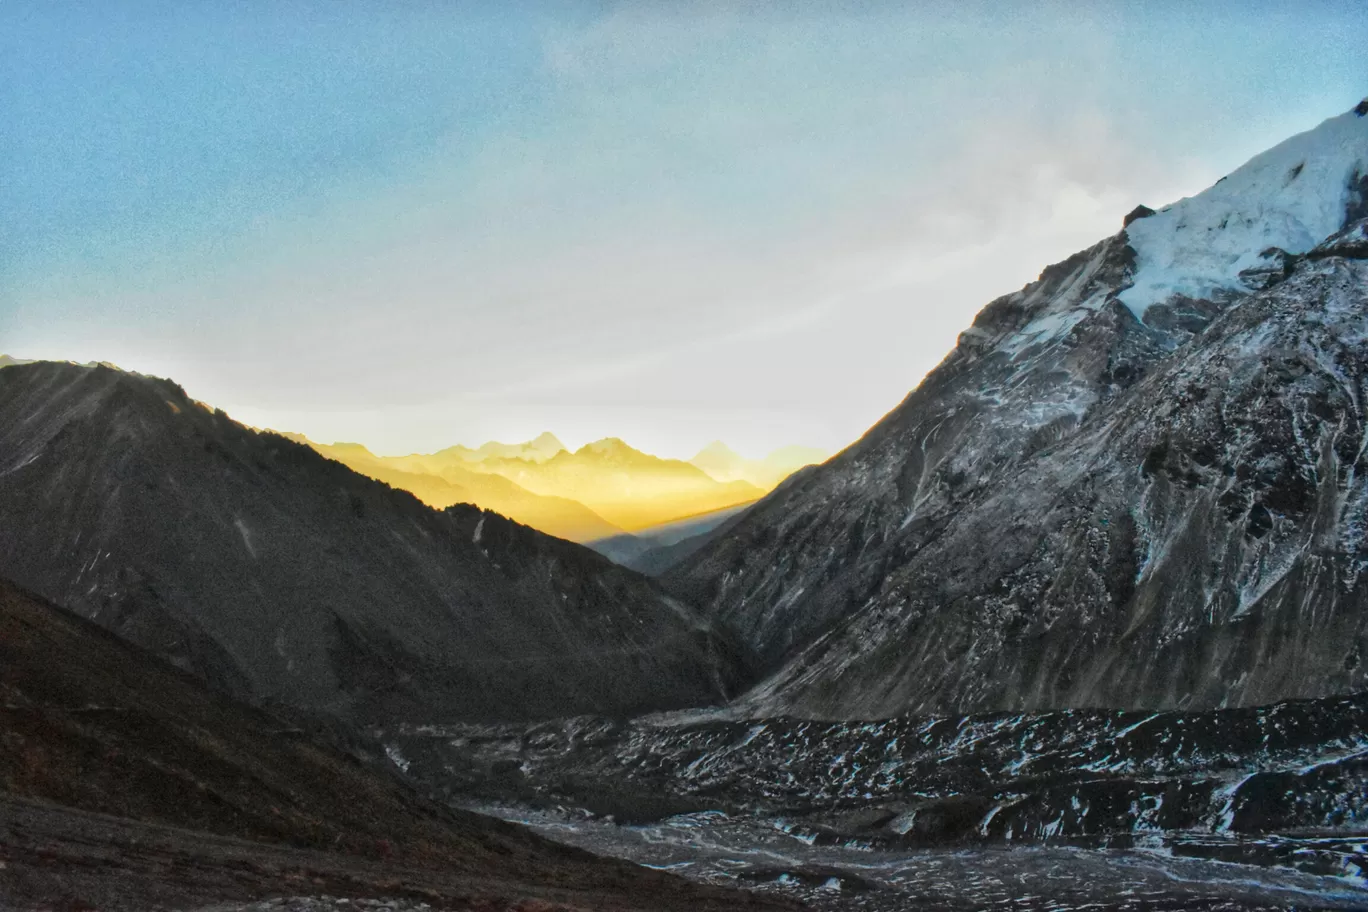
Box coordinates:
[1120,101,1368,317]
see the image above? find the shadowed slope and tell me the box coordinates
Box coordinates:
[0,362,748,726]
[0,577,790,911]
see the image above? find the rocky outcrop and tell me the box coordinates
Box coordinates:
[1122,204,1155,227]
[0,362,749,726]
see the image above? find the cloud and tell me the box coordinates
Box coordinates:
[6,3,1364,457]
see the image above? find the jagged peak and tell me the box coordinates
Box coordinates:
[530,431,564,448]
[580,436,638,456]
[325,441,377,458]
[694,440,740,460]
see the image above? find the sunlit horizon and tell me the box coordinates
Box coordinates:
[5,3,1366,460]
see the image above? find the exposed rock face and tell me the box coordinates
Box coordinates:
[669,106,1368,719]
[0,363,748,725]
[1122,204,1155,227]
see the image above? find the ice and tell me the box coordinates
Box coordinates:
[1121,105,1368,318]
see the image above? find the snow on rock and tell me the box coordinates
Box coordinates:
[1121,105,1368,317]
[1309,216,1368,261]
[666,102,1368,723]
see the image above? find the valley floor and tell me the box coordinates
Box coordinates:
[465,799,1368,912]
[381,694,1368,911]
[0,795,790,912]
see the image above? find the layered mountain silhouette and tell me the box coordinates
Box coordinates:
[669,101,1368,719]
[690,441,829,491]
[481,437,763,532]
[589,501,755,571]
[0,576,783,911]
[302,436,626,543]
[430,430,568,464]
[315,432,768,542]
[301,432,799,550]
[0,361,748,726]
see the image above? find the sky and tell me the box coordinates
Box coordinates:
[3,2,1366,459]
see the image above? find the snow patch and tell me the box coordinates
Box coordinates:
[1121,107,1368,317]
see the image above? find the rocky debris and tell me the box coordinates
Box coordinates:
[381,691,1368,897]
[1307,216,1368,260]
[1236,246,1298,289]
[0,363,749,726]
[386,692,1368,851]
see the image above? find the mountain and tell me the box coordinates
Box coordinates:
[471,437,764,532]
[305,433,767,544]
[691,441,829,490]
[309,437,625,542]
[421,430,568,465]
[0,361,748,726]
[0,576,784,912]
[588,501,754,570]
[668,101,1368,719]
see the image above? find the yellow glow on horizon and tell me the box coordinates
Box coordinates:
[304,434,826,542]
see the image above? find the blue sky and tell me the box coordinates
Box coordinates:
[3,2,1366,457]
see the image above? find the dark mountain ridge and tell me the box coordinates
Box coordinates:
[0,361,748,727]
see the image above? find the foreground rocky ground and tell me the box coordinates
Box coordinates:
[0,795,791,912]
[381,693,1368,909]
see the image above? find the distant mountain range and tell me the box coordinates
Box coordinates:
[293,430,822,557]
[0,355,819,567]
[300,436,625,543]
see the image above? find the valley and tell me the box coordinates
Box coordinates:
[3,91,1368,912]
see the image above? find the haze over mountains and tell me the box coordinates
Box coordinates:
[292,427,825,555]
[691,441,830,491]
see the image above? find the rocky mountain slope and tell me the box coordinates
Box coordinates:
[669,101,1368,718]
[0,576,784,912]
[589,502,755,572]
[0,361,748,726]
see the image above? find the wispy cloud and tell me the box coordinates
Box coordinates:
[5,2,1365,456]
